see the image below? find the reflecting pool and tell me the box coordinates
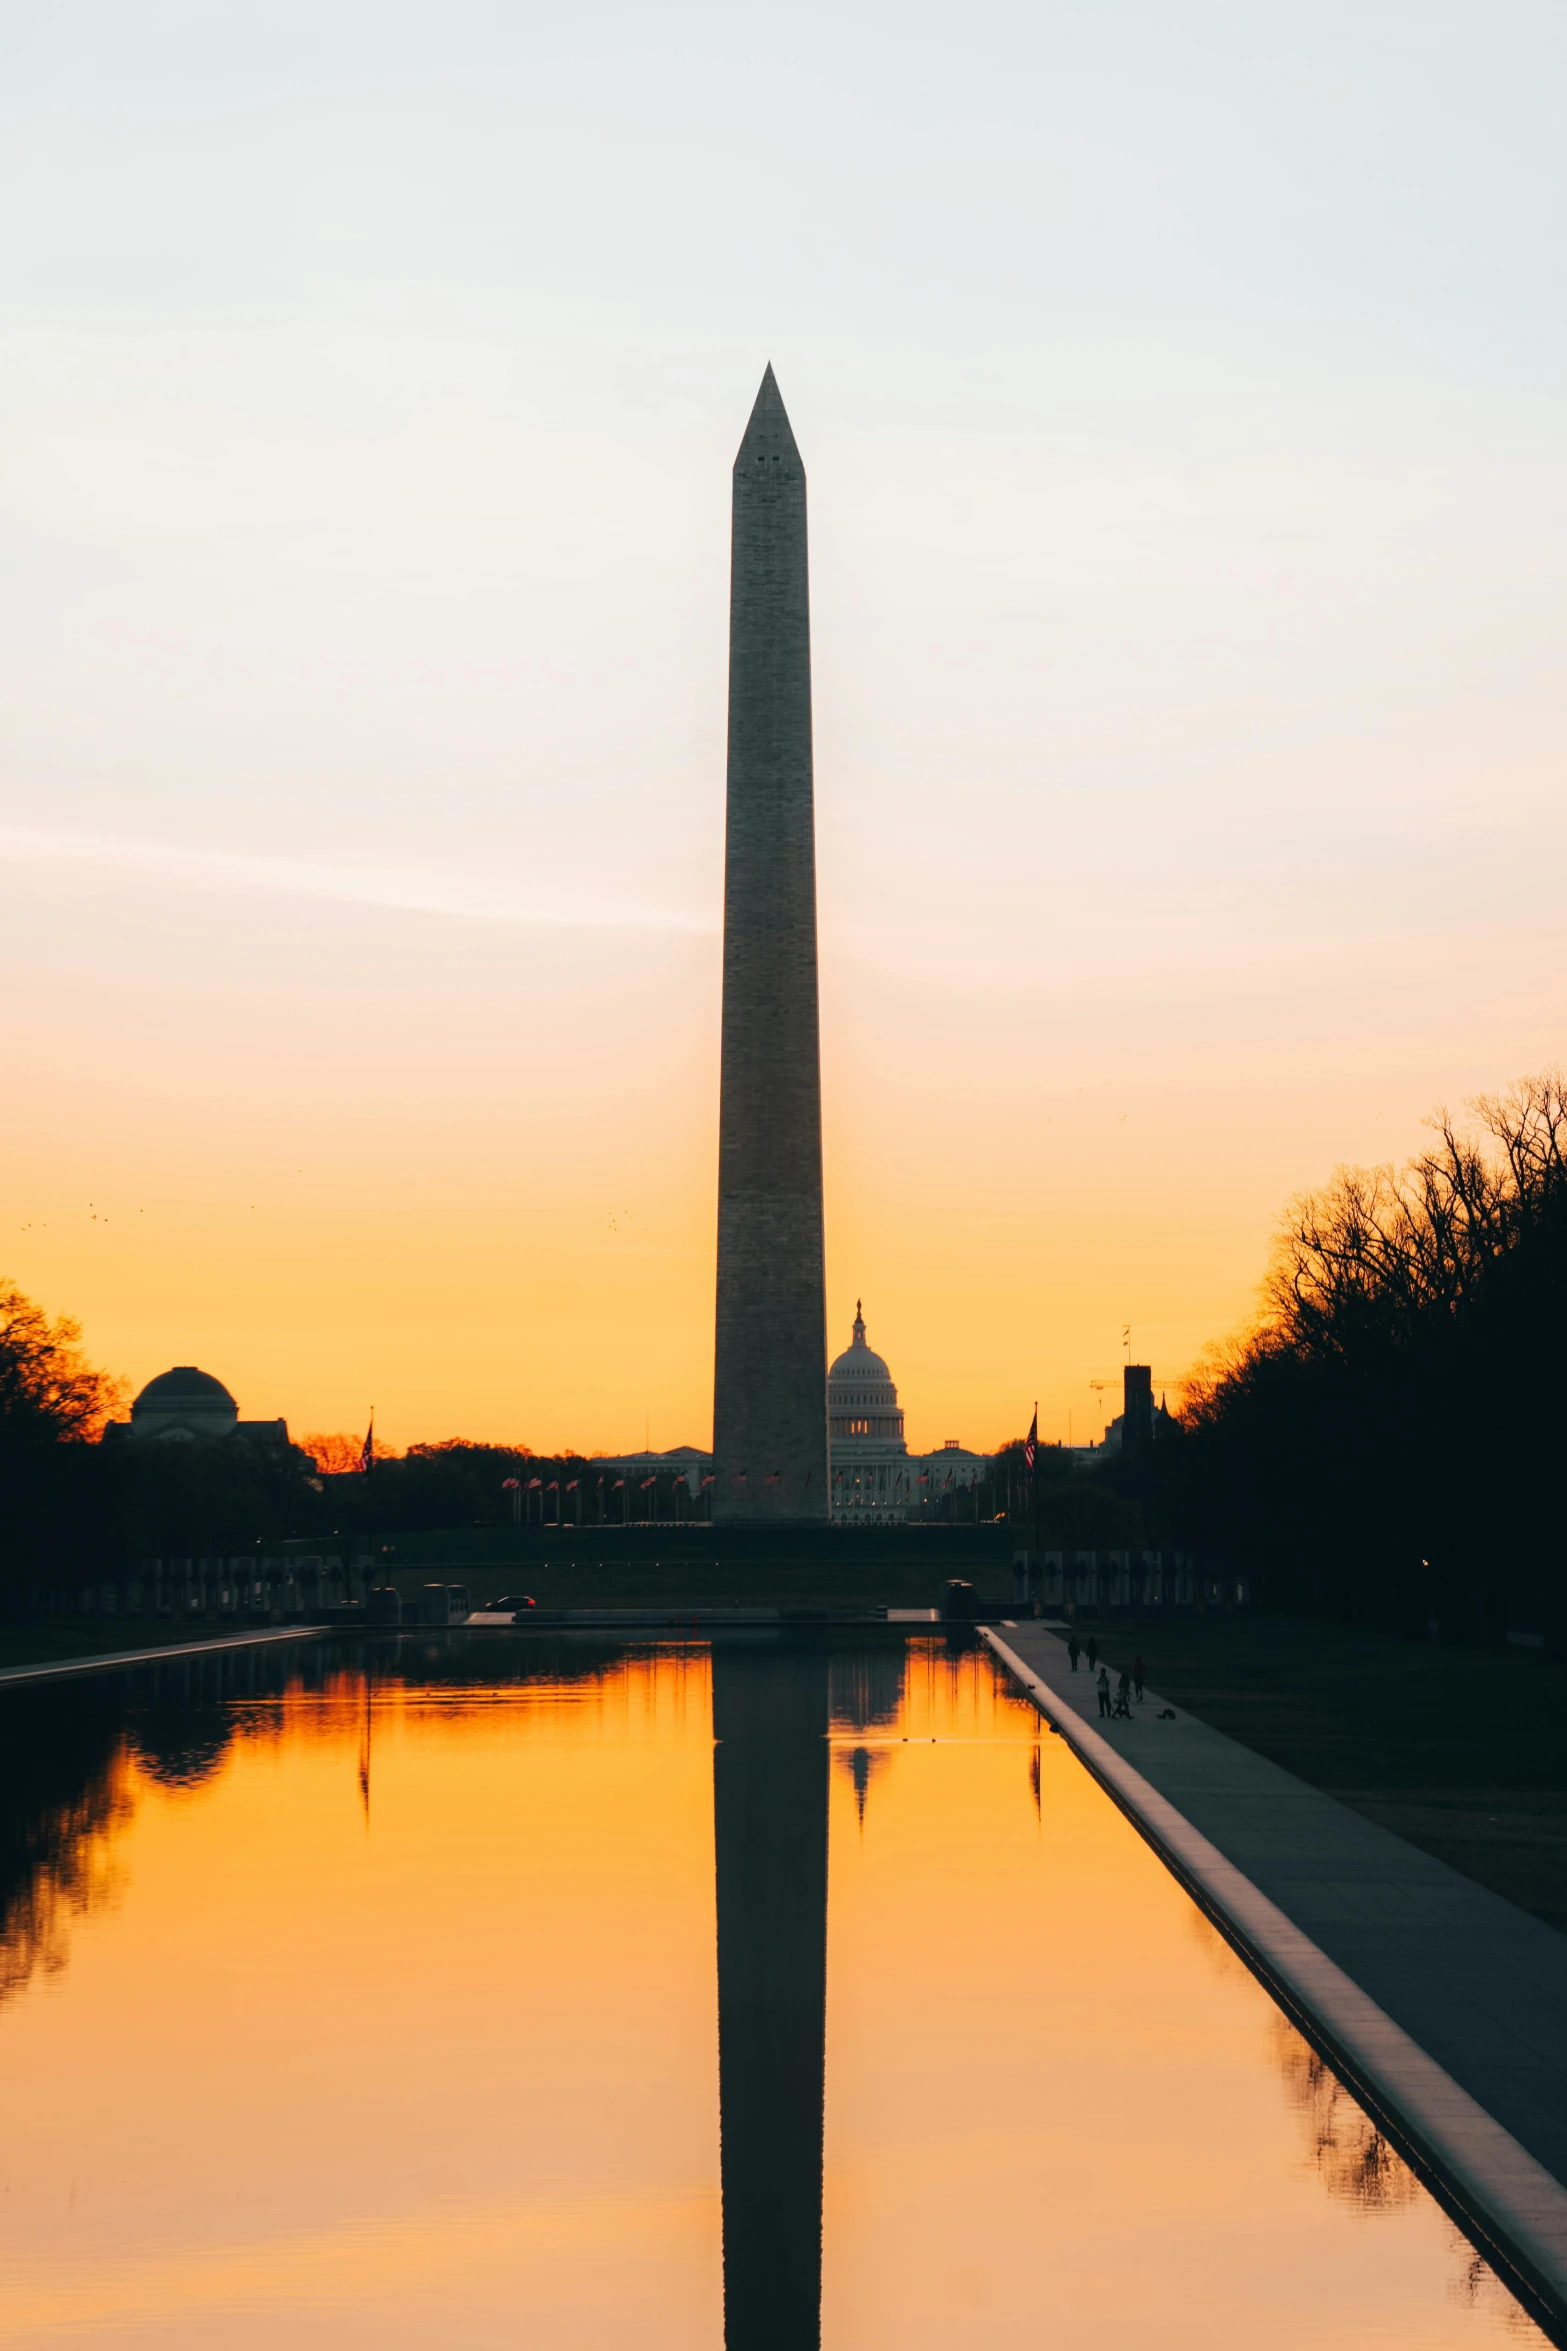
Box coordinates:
[0,1633,1544,2347]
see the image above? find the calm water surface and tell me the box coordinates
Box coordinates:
[0,1632,1544,2348]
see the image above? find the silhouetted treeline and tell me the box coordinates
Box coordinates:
[1168,1073,1567,1644]
[0,1284,129,1612]
[0,1336,714,1609]
[991,1438,1150,1549]
[321,1444,701,1534]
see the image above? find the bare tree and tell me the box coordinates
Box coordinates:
[0,1283,124,1441]
[1176,1071,1567,1637]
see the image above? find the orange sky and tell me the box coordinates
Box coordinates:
[3,844,1559,1453]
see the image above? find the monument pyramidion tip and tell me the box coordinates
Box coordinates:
[734,362,803,474]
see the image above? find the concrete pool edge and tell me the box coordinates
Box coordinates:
[981,1625,1567,2343]
[0,1625,326,1688]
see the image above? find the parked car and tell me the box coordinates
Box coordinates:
[484,1594,537,1615]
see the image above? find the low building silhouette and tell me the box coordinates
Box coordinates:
[101,1366,291,1450]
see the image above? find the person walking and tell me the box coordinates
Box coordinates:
[1114,1669,1132,1719]
[1132,1654,1146,1702]
[1096,1664,1112,1718]
[1086,1635,1099,1673]
[1067,1632,1081,1671]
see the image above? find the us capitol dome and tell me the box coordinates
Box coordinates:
[828,1303,988,1522]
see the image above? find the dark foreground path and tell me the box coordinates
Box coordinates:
[1059,1612,1567,1931]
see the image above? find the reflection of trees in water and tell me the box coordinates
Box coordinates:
[1272,2019,1539,2331]
[0,1634,693,2014]
[0,1643,345,2010]
[1187,1891,1537,2325]
[900,1632,1039,1739]
[1187,1908,1419,2217]
[1270,2023,1538,2329]
[1436,2229,1542,2337]
[1267,2015,1420,2215]
[829,1646,906,1734]
[129,1707,236,1788]
[367,1634,641,1693]
[368,1634,712,1740]
[0,1684,135,2005]
[0,1767,133,2003]
[0,1759,133,2002]
[126,1645,350,1787]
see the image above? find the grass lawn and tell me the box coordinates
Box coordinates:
[1081,1612,1567,1932]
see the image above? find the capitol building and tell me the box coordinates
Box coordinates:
[828,1304,989,1522]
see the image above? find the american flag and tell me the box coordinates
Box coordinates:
[1024,1408,1038,1473]
[359,1413,375,1475]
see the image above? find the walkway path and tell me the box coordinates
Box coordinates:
[0,1625,325,1689]
[985,1622,1567,2337]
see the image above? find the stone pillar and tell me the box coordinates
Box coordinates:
[712,367,829,1523]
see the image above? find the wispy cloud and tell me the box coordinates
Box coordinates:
[0,823,715,935]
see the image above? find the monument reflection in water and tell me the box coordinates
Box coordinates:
[712,1645,830,2351]
[0,1631,1547,2351]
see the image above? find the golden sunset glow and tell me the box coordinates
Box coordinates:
[10,928,1559,1453]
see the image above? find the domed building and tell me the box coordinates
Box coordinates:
[829,1304,904,1446]
[103,1366,290,1449]
[828,1303,992,1522]
[130,1367,238,1441]
[828,1304,910,1521]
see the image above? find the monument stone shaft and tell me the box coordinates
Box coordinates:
[713,366,829,1523]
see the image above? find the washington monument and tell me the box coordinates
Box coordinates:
[712,366,829,1524]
